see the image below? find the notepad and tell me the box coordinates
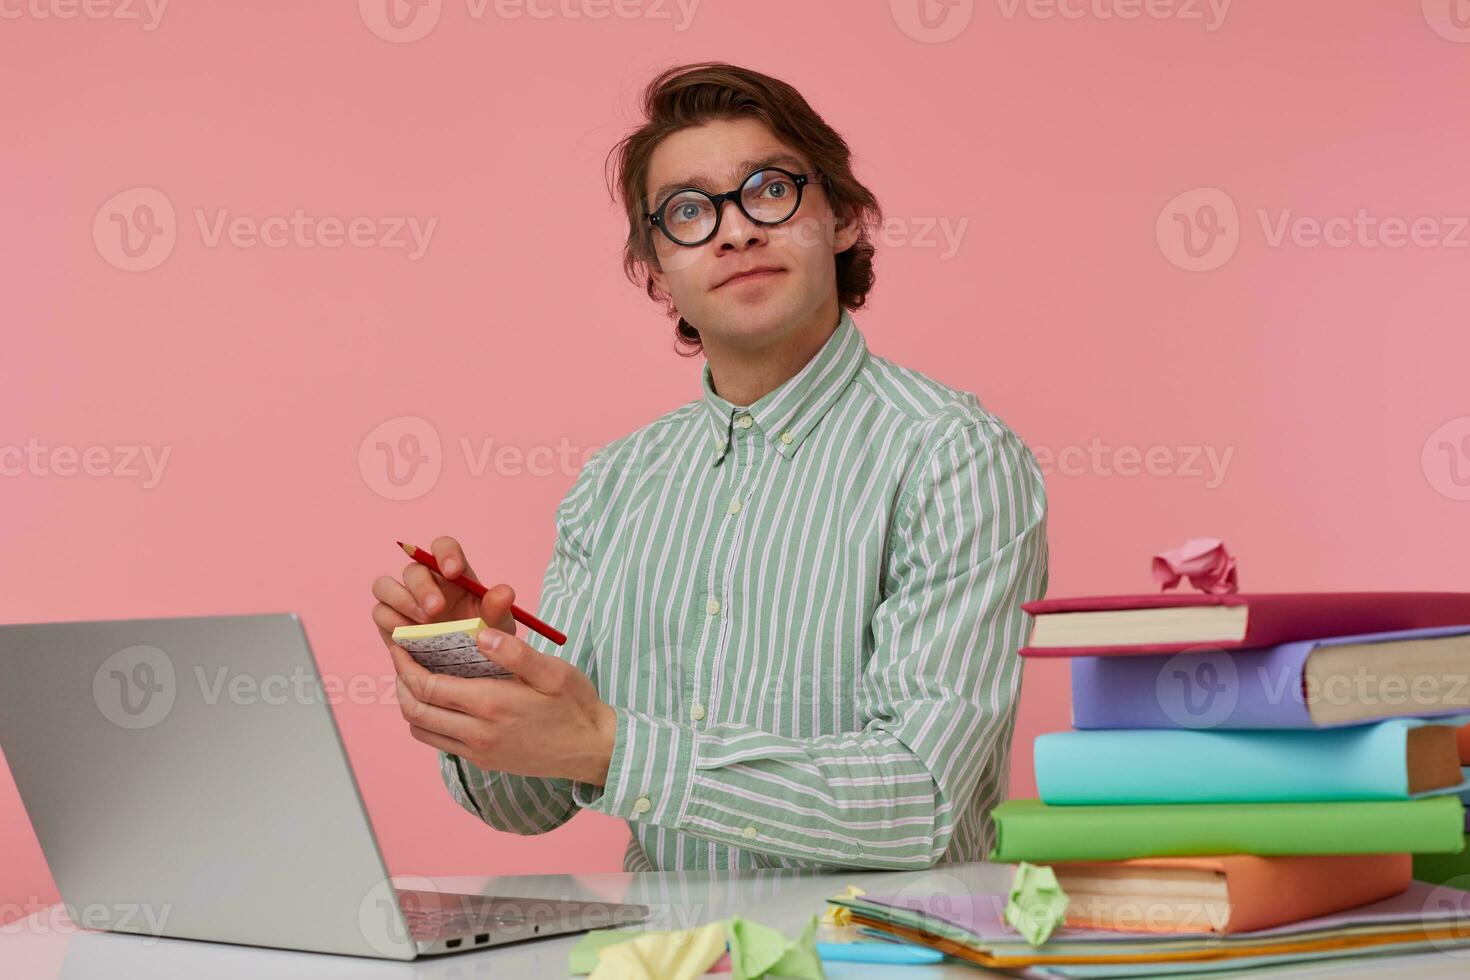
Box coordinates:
[391,618,512,678]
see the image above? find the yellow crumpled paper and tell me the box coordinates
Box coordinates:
[583,914,824,980]
[588,920,727,980]
[820,884,866,926]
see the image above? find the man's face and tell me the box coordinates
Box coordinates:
[644,117,858,351]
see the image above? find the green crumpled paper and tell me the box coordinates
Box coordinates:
[570,913,824,980]
[1003,861,1069,946]
[727,914,823,980]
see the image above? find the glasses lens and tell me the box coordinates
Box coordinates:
[741,169,801,223]
[661,191,717,244]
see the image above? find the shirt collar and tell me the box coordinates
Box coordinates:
[700,308,868,464]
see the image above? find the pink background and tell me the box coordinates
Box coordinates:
[4,1,1470,924]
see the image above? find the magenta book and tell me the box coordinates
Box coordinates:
[1019,591,1470,658]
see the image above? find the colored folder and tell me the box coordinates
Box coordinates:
[832,879,1470,971]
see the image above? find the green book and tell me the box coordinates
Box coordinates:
[989,797,1466,863]
[1414,834,1470,886]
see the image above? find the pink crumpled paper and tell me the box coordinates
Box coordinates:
[1151,538,1239,594]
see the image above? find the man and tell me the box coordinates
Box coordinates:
[370,62,1049,872]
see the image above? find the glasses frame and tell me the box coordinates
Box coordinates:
[645,167,826,247]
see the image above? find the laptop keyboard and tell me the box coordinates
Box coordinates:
[396,888,650,946]
[397,891,527,942]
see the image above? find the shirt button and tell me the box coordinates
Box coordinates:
[690,703,706,721]
[633,796,652,815]
[706,597,721,615]
[741,825,758,840]
[727,499,742,515]
[780,431,793,445]
[737,414,753,429]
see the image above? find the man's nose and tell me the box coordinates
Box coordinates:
[712,198,767,249]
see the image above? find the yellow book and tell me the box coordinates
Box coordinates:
[391,618,512,678]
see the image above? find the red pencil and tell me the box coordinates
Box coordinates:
[395,540,567,646]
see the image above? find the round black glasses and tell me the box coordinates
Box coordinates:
[645,167,825,247]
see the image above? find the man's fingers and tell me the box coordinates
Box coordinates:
[403,562,449,615]
[386,643,482,715]
[406,723,474,761]
[371,575,429,624]
[479,584,518,633]
[393,669,484,744]
[430,535,475,581]
[372,602,416,646]
[477,629,563,696]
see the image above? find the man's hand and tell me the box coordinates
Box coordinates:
[370,535,515,647]
[387,625,617,787]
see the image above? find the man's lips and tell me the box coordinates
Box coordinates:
[715,267,784,289]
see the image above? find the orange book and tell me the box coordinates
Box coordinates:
[1050,853,1411,935]
[1458,722,1470,764]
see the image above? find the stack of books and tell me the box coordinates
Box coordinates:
[852,591,1470,974]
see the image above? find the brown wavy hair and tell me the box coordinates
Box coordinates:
[606,62,882,357]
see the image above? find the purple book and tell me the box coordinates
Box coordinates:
[1071,624,1470,730]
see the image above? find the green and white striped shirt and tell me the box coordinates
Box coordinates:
[441,309,1050,871]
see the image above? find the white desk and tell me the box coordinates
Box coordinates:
[2,863,1466,978]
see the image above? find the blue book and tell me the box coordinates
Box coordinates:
[1035,718,1470,804]
[1071,625,1470,729]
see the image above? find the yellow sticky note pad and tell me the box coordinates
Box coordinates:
[391,617,512,678]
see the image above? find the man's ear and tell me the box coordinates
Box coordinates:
[648,257,667,295]
[832,207,862,255]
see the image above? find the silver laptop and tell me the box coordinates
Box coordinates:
[0,613,648,960]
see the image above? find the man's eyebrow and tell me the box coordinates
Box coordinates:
[648,153,808,208]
